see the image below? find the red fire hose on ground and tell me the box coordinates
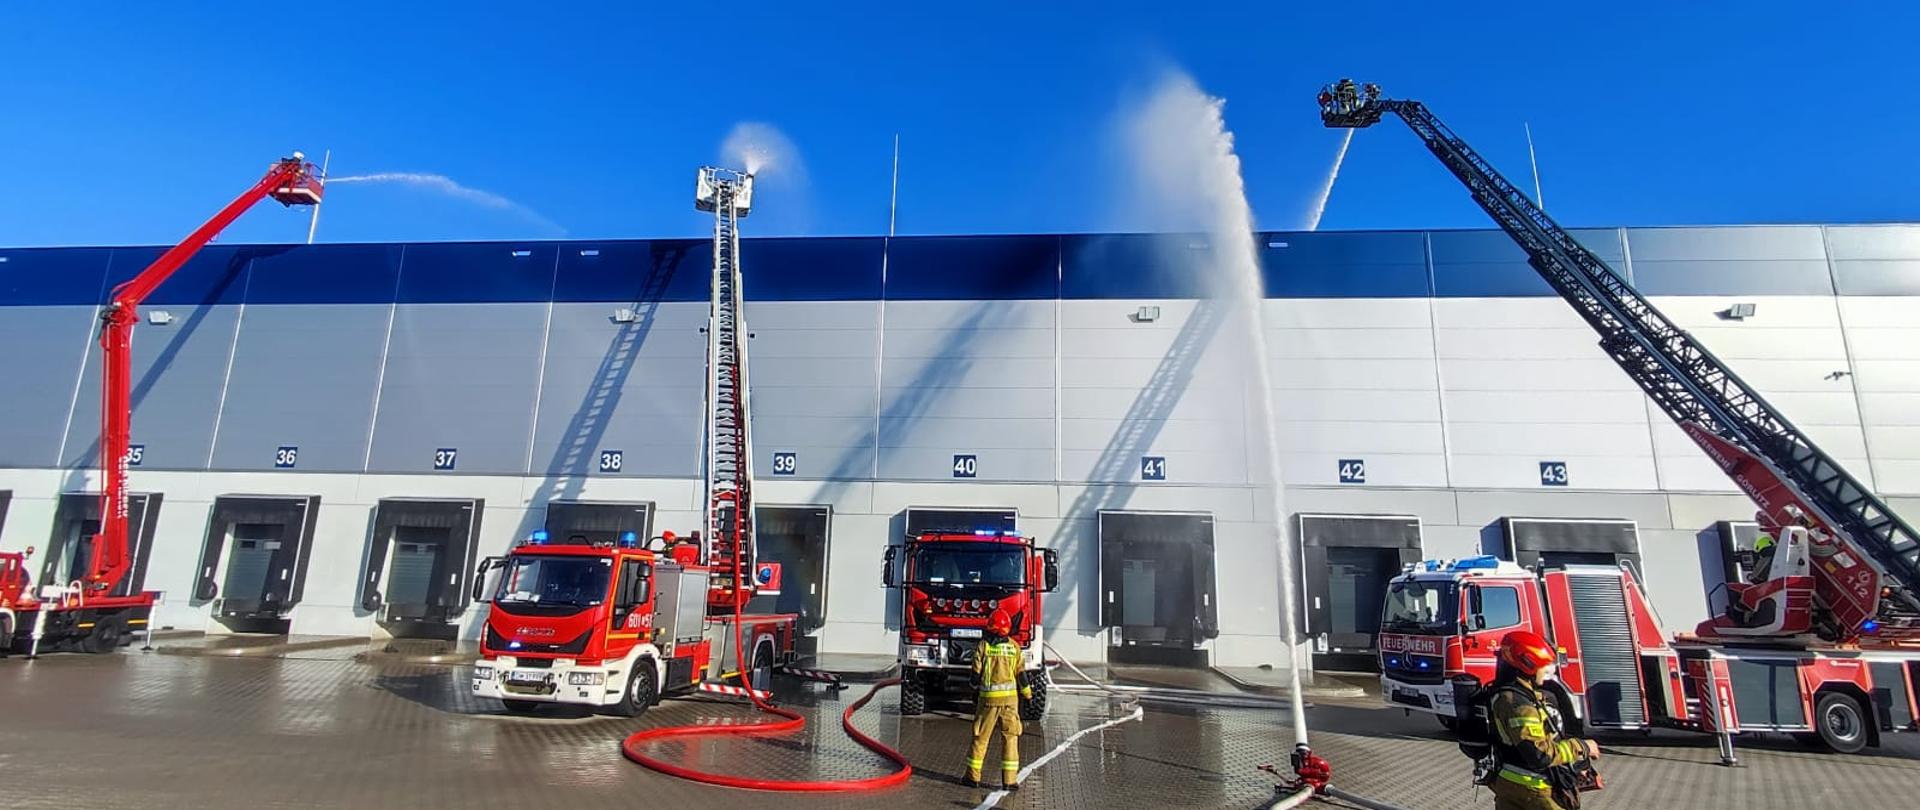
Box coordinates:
[621,557,912,792]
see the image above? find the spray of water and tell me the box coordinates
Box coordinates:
[1305,129,1355,231]
[721,122,807,181]
[326,172,564,234]
[1122,72,1308,745]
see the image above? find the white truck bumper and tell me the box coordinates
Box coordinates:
[471,657,626,707]
[1382,676,1456,717]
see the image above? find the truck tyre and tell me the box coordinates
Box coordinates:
[0,613,12,656]
[609,661,657,718]
[1018,669,1050,722]
[751,642,775,693]
[1545,684,1584,738]
[1815,691,1868,754]
[81,615,125,654]
[899,676,926,716]
[501,699,543,714]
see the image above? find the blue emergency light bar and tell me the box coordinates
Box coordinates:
[529,530,549,544]
[619,531,639,548]
[1452,555,1501,571]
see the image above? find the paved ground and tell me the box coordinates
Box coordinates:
[2,649,1916,809]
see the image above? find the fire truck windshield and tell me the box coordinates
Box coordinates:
[493,556,612,608]
[906,542,1026,588]
[1382,579,1457,632]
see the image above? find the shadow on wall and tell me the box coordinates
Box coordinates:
[1053,300,1228,637]
[63,248,288,488]
[804,300,1014,632]
[513,244,690,543]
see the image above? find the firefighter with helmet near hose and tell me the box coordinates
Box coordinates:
[964,608,1032,791]
[1482,630,1603,809]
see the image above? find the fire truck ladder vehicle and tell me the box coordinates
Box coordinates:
[1319,84,1920,644]
[2,155,321,657]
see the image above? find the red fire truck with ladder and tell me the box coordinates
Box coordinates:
[1321,83,1920,756]
[470,167,800,714]
[882,528,1059,719]
[2,155,323,657]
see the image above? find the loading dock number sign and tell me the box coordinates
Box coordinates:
[1338,459,1366,484]
[1141,456,1166,481]
[772,452,797,475]
[598,450,624,472]
[125,444,145,467]
[275,446,298,469]
[952,454,978,478]
[434,448,458,471]
[1539,461,1569,487]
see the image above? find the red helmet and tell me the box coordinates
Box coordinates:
[987,609,1013,637]
[1497,630,1556,677]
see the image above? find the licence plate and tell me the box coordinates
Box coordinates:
[950,628,982,639]
[506,670,550,685]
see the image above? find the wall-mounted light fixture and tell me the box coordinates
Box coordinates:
[612,308,638,323]
[1131,305,1161,323]
[147,310,175,326]
[1719,302,1757,320]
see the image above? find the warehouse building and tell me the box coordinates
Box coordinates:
[1,224,1916,671]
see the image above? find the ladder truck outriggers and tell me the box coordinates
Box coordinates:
[1321,82,1920,755]
[471,168,798,715]
[2,156,323,657]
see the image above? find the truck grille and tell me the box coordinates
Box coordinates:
[1565,572,1645,726]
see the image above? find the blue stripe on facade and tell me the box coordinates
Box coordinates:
[0,247,112,306]
[3,225,1916,305]
[885,235,1058,300]
[245,243,404,305]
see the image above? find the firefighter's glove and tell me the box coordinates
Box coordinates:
[1021,686,1034,699]
[1583,739,1601,761]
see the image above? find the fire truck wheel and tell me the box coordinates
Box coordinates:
[1017,670,1049,722]
[1545,684,1584,738]
[501,699,542,714]
[899,677,926,716]
[1814,692,1868,754]
[81,615,125,654]
[751,642,775,693]
[609,661,657,718]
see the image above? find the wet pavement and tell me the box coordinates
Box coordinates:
[1,650,1916,809]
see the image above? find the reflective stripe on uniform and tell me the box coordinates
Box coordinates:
[1498,766,1549,790]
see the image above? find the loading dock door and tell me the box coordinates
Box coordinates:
[1099,511,1216,667]
[194,495,320,624]
[543,500,653,546]
[1298,514,1423,671]
[45,492,163,598]
[362,499,484,630]
[905,507,1018,537]
[1504,518,1641,574]
[748,506,831,637]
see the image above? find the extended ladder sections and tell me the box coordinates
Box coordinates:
[696,167,758,610]
[1320,88,1920,635]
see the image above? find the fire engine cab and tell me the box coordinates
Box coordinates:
[471,530,797,715]
[883,529,1058,719]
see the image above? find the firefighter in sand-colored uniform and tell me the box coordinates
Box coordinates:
[964,609,1032,790]
[1488,630,1601,809]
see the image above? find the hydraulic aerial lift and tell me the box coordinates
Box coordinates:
[1,156,323,656]
[1323,82,1920,756]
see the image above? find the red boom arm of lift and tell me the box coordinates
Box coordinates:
[81,157,322,600]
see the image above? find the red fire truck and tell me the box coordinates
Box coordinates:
[3,156,321,657]
[883,529,1058,719]
[1379,550,1918,754]
[472,167,800,715]
[1324,84,1920,757]
[469,530,797,715]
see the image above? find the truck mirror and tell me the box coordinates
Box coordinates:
[470,556,501,603]
[1042,549,1060,593]
[1473,615,1487,631]
[882,545,899,588]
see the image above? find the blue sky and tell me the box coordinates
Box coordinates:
[2,3,1915,246]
